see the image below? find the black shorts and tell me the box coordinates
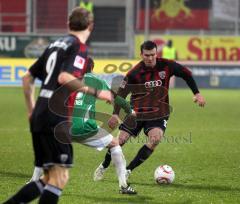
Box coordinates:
[32,132,73,169]
[119,119,168,137]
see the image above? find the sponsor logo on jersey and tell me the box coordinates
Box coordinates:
[145,80,162,88]
[159,71,166,79]
[74,55,85,69]
[75,99,83,105]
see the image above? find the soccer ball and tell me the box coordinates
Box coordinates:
[154,165,175,184]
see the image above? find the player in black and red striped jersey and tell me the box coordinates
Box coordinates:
[3,7,136,204]
[94,40,206,181]
[3,7,95,204]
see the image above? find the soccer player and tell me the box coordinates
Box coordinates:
[28,58,137,194]
[72,70,136,194]
[3,8,134,204]
[94,40,206,181]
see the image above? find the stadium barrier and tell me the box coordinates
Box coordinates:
[135,35,240,61]
[176,61,240,89]
[0,58,239,88]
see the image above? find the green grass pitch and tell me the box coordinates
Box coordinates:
[0,87,240,203]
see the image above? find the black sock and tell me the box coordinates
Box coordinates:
[127,145,153,171]
[102,149,112,168]
[38,184,62,204]
[3,180,45,204]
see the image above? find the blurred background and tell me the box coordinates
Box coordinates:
[0,0,240,88]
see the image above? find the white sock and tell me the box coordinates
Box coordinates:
[110,145,127,188]
[31,166,43,181]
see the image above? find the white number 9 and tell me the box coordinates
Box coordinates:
[44,51,57,85]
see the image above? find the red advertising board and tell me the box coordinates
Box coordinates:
[136,0,210,30]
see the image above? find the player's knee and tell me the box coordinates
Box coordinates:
[112,138,119,146]
[48,166,69,189]
[118,134,129,145]
[148,134,162,149]
[155,134,162,143]
[108,138,119,148]
[57,169,69,188]
[148,128,163,148]
[119,137,127,146]
[118,130,130,145]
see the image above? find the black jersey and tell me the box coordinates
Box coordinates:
[29,34,89,133]
[114,58,199,119]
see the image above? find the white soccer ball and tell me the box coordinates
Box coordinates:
[154,165,175,184]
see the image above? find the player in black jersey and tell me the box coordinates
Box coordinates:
[3,8,135,204]
[27,57,137,195]
[94,40,206,181]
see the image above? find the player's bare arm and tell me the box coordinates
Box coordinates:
[108,114,120,129]
[58,71,111,101]
[22,71,36,119]
[58,71,133,114]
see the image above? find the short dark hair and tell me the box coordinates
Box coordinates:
[140,41,157,53]
[68,7,93,31]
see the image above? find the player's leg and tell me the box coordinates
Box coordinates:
[101,129,130,168]
[27,132,44,183]
[146,127,164,149]
[94,121,141,181]
[103,135,137,194]
[3,133,46,204]
[100,120,140,170]
[106,137,136,194]
[37,128,73,204]
[126,128,163,172]
[126,119,167,173]
[3,178,46,204]
[94,130,130,181]
[38,166,69,204]
[78,128,136,194]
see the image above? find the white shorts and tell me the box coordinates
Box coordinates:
[79,128,113,151]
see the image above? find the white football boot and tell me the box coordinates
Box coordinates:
[93,163,107,181]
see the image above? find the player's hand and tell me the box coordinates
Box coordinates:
[108,114,119,129]
[27,105,35,122]
[28,112,32,120]
[193,93,206,107]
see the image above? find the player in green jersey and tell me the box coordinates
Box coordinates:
[29,59,137,195]
[71,73,110,143]
[71,73,136,194]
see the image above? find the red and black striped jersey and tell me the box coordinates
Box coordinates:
[114,58,199,120]
[29,34,89,133]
